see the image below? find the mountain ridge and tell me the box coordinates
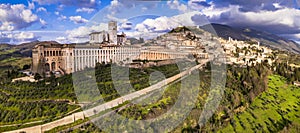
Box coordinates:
[200,23,300,54]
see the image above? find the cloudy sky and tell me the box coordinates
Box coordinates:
[0,0,299,44]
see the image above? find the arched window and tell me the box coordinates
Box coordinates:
[45,63,50,72]
[51,62,56,71]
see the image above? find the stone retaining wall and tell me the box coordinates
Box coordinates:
[5,112,85,133]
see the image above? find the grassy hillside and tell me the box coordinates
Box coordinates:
[73,62,270,132]
[220,75,300,132]
[0,41,57,82]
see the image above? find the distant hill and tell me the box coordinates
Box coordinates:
[127,37,144,44]
[0,41,60,71]
[200,23,300,54]
[0,41,59,59]
[169,26,191,33]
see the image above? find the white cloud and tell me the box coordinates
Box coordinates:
[273,3,283,9]
[28,30,66,43]
[32,0,98,8]
[124,31,163,40]
[54,12,67,21]
[281,33,300,43]
[59,15,67,20]
[107,0,158,16]
[0,22,14,31]
[65,23,108,42]
[201,5,300,32]
[21,10,38,23]
[76,7,95,14]
[0,31,38,44]
[111,0,119,7]
[106,14,127,23]
[294,33,300,38]
[142,7,148,12]
[124,11,207,40]
[188,0,211,10]
[0,4,38,31]
[28,1,35,10]
[109,0,121,15]
[57,4,65,11]
[167,0,188,12]
[54,11,60,15]
[69,16,88,24]
[56,36,66,40]
[135,16,178,33]
[37,7,47,12]
[14,32,35,40]
[120,21,133,31]
[199,4,233,19]
[56,36,67,43]
[135,11,202,33]
[39,18,47,25]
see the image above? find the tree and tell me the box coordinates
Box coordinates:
[34,73,42,80]
[139,37,144,43]
[22,64,31,70]
[6,70,11,78]
[47,72,56,83]
[295,68,300,80]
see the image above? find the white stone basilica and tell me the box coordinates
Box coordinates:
[32,21,208,75]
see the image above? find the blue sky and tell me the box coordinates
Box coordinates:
[0,0,299,44]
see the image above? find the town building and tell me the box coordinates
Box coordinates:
[219,37,273,66]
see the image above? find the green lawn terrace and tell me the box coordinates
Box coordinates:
[220,75,300,133]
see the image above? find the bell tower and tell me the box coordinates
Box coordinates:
[108,21,117,44]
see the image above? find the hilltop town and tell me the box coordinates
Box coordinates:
[28,21,274,78]
[0,21,270,84]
